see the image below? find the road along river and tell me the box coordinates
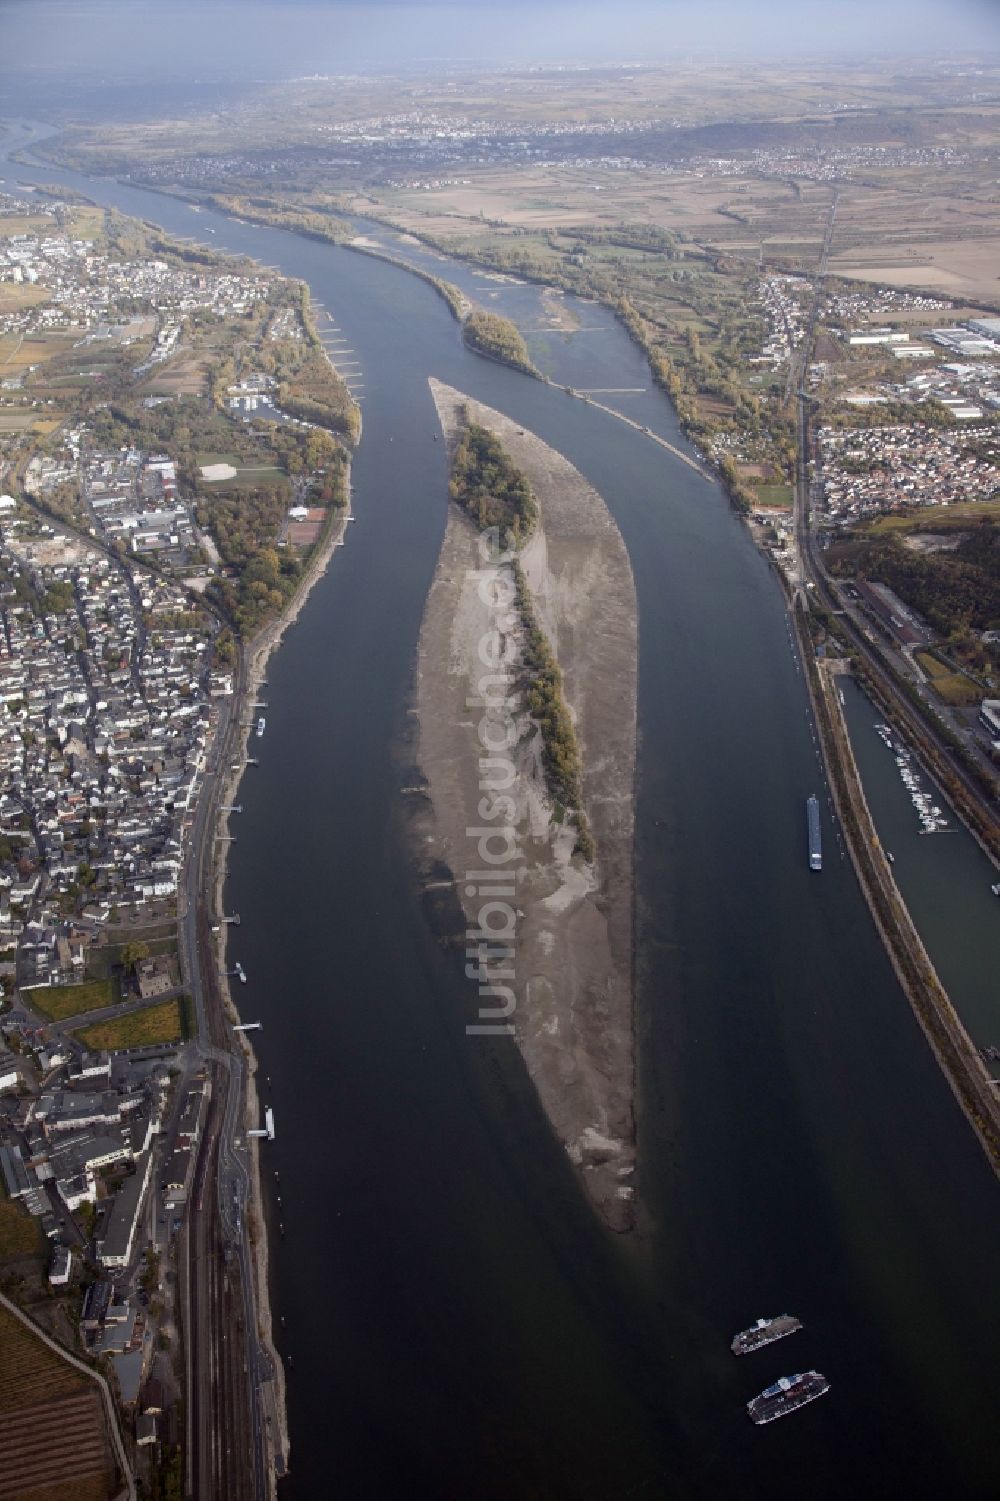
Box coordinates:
[4,132,1000,1500]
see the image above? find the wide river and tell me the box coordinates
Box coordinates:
[4,128,1000,1500]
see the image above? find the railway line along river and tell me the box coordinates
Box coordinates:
[5,129,1000,1499]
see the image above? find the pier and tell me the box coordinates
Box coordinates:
[248,1107,275,1141]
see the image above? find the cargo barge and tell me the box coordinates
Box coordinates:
[807,794,822,871]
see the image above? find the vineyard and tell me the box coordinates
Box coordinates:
[0,1308,113,1500]
[0,1391,112,1501]
[1,1480,109,1501]
[0,1308,84,1412]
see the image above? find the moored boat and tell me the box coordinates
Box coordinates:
[731,1314,802,1356]
[747,1370,830,1425]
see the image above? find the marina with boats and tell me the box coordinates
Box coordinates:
[874,723,950,834]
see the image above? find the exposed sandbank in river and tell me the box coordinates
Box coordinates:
[415,379,637,1228]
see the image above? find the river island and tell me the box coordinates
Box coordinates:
[415,380,637,1228]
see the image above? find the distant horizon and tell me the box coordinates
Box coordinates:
[0,0,998,81]
[3,49,1000,91]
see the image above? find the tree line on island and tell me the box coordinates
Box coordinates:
[448,413,594,861]
[448,419,537,546]
[462,310,539,378]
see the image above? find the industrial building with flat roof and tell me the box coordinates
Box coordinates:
[96,1150,153,1269]
[980,700,1000,740]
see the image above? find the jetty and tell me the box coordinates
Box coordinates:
[559,385,712,481]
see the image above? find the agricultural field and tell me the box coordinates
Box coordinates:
[25,343,140,401]
[0,1307,114,1499]
[141,351,209,398]
[27,979,114,1021]
[0,334,77,374]
[0,411,36,433]
[0,283,49,317]
[74,996,187,1051]
[0,330,120,448]
[0,213,60,237]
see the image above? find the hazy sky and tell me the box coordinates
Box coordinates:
[1,0,998,78]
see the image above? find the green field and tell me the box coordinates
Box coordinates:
[754,483,794,508]
[28,978,113,1021]
[930,673,980,706]
[197,450,241,469]
[915,650,981,704]
[74,996,188,1051]
[0,1194,43,1262]
[197,451,288,491]
[209,467,288,492]
[915,650,951,679]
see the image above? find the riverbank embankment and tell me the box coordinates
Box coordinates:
[347,238,470,320]
[797,610,1000,1176]
[416,380,637,1229]
[210,474,354,1485]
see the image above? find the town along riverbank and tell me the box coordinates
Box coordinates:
[416,380,637,1228]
